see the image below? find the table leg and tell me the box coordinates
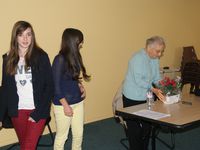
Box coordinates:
[155,129,175,150]
[151,126,157,150]
[151,125,176,150]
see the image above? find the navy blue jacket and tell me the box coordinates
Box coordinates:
[52,54,82,105]
[0,50,54,122]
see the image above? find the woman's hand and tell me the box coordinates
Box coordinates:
[63,105,73,117]
[151,87,165,102]
[79,83,86,99]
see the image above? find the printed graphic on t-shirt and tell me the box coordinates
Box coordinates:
[15,58,35,109]
[16,65,32,86]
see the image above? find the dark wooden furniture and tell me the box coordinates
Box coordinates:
[181,46,200,91]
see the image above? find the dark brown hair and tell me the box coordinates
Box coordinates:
[6,21,41,75]
[59,28,90,81]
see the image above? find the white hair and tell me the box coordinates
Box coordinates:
[146,36,165,48]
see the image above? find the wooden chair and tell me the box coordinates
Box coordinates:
[181,46,198,70]
[181,62,200,88]
[181,46,200,92]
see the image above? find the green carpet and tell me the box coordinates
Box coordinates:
[1,117,200,150]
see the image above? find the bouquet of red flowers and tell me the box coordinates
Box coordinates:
[158,76,182,96]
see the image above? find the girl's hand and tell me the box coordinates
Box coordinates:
[64,105,73,117]
[28,117,36,122]
[59,98,73,117]
[151,87,165,102]
[0,122,2,130]
[79,83,86,99]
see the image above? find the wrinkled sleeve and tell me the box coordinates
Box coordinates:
[0,55,7,121]
[130,57,152,90]
[30,53,54,122]
[52,55,65,100]
[152,59,161,85]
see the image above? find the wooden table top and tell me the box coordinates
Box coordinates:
[116,93,200,129]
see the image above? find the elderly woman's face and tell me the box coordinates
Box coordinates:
[148,43,164,59]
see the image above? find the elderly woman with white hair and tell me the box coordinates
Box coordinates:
[122,36,165,150]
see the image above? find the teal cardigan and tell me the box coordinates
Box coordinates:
[123,49,161,101]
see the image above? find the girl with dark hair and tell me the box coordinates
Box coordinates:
[0,21,54,150]
[52,28,90,150]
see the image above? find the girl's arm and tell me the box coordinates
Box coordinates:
[60,98,73,117]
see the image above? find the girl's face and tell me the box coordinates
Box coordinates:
[17,27,32,51]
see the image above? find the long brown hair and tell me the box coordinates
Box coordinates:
[59,28,91,81]
[6,21,40,75]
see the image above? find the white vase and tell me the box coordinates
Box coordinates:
[164,94,180,104]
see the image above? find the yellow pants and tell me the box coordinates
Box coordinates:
[53,101,84,150]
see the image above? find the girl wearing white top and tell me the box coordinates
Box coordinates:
[0,21,54,150]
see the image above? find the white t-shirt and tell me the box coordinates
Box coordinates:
[15,57,35,110]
